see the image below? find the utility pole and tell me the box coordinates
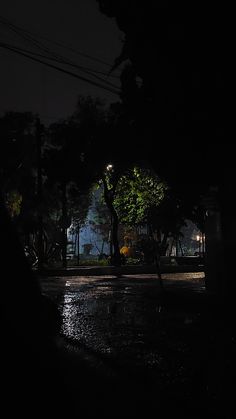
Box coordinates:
[36,117,44,272]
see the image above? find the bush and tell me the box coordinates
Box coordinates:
[79,258,109,266]
[125,257,142,265]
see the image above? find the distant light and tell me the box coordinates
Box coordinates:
[196,235,200,241]
[106,164,113,171]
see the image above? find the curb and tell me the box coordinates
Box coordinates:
[37,264,205,277]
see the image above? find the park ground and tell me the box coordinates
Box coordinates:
[35,270,235,417]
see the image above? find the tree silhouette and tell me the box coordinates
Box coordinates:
[96,1,226,188]
[96,1,233,297]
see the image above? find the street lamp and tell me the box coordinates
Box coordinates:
[196,234,201,256]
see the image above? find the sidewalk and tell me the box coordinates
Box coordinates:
[37,261,205,277]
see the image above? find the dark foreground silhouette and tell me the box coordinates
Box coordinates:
[1,203,234,417]
[0,203,152,416]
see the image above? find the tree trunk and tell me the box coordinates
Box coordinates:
[102,176,121,266]
[176,238,179,257]
[111,209,121,266]
[109,216,113,257]
[61,182,67,269]
[77,224,80,266]
[160,231,169,256]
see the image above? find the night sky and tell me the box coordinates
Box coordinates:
[0,0,122,125]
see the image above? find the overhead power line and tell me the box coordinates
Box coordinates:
[0,41,120,96]
[0,40,120,90]
[0,14,121,73]
[0,14,122,92]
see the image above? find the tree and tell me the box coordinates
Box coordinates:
[0,112,36,191]
[114,165,189,256]
[45,116,93,267]
[42,95,113,266]
[101,164,122,266]
[67,184,92,264]
[0,112,42,255]
[114,165,166,226]
[96,1,232,298]
[89,186,111,257]
[65,95,144,266]
[0,111,37,203]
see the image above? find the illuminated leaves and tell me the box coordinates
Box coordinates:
[6,190,23,218]
[114,166,167,225]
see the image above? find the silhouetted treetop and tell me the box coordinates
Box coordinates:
[96,0,227,193]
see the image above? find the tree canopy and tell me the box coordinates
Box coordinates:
[114,166,166,225]
[96,0,227,194]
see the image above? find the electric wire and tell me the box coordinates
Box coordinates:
[0,15,121,75]
[0,41,120,96]
[0,39,120,90]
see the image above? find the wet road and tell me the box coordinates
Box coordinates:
[39,272,222,416]
[41,272,206,377]
[41,272,205,339]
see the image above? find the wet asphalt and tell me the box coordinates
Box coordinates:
[38,272,223,417]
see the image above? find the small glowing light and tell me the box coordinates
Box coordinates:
[106,164,113,171]
[196,235,200,241]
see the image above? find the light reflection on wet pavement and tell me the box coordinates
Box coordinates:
[41,273,206,380]
[39,271,226,416]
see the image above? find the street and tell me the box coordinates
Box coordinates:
[39,272,215,416]
[41,272,206,357]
